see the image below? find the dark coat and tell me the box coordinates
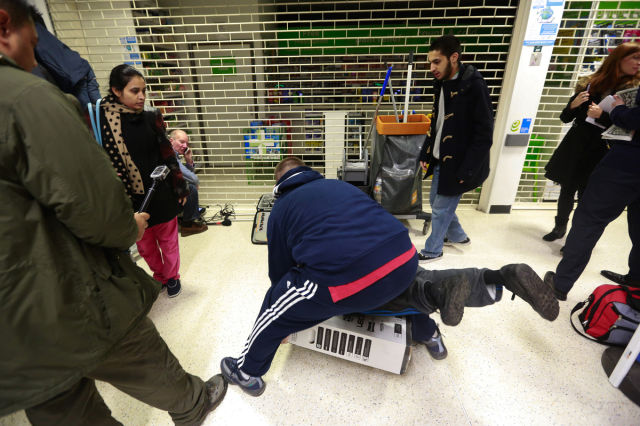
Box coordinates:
[33,22,101,107]
[544,91,611,187]
[0,56,160,415]
[418,63,493,196]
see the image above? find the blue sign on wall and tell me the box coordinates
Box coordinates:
[520,118,532,134]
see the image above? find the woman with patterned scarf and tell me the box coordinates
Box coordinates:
[99,64,189,298]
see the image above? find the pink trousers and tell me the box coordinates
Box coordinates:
[136,217,180,284]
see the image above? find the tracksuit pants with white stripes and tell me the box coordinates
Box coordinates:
[237,254,418,377]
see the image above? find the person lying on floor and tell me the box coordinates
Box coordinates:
[219,157,558,396]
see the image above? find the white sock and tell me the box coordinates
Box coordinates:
[486,284,497,301]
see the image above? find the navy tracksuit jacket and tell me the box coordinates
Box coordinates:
[237,167,419,376]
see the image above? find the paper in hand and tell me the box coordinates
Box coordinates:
[585,95,615,129]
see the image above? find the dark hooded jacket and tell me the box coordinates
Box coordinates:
[419,62,494,196]
[33,21,101,108]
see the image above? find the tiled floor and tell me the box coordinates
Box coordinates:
[3,208,639,425]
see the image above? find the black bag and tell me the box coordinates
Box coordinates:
[570,284,640,346]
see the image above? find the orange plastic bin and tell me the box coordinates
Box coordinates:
[376,114,430,135]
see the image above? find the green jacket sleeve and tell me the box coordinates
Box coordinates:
[10,80,138,249]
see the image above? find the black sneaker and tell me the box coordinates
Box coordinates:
[418,252,443,263]
[601,270,640,287]
[543,271,568,301]
[166,278,182,298]
[443,237,471,246]
[498,264,559,321]
[426,275,471,326]
[422,327,448,360]
[197,374,227,425]
[220,357,266,397]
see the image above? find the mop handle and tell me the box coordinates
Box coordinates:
[364,65,394,144]
[380,65,392,97]
[403,51,414,123]
[387,78,400,123]
[384,62,400,123]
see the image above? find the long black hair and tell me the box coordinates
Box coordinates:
[109,64,144,95]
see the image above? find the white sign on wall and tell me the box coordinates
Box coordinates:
[523,0,564,46]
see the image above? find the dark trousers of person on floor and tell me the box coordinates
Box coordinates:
[24,318,210,426]
[368,266,498,340]
[554,143,640,294]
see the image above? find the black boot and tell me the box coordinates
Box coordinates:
[543,216,567,241]
[499,264,560,320]
[425,275,472,326]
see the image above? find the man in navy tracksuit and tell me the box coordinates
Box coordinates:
[221,158,559,397]
[221,158,418,396]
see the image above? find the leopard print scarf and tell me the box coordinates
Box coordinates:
[100,95,145,196]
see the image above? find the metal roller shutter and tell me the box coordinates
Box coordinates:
[47,0,517,213]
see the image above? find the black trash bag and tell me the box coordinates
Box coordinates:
[369,128,426,215]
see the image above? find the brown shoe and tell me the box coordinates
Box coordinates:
[196,374,227,425]
[180,220,208,237]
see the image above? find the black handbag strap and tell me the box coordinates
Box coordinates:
[570,301,612,346]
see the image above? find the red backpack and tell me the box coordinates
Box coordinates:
[571,284,640,346]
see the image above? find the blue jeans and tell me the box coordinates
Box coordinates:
[422,165,467,256]
[183,183,200,222]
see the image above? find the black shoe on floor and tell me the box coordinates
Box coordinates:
[166,278,182,298]
[499,264,559,321]
[543,226,566,242]
[418,252,443,263]
[198,374,227,425]
[543,271,567,302]
[443,237,471,246]
[601,270,640,287]
[543,217,567,242]
[426,275,471,326]
[421,326,448,360]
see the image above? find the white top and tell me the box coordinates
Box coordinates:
[432,71,459,160]
[433,86,445,160]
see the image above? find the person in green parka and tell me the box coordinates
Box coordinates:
[0,1,225,424]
